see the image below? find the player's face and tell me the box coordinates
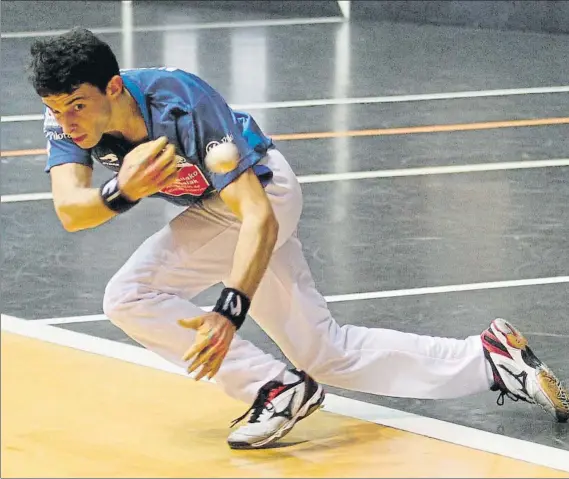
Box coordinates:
[42,83,113,149]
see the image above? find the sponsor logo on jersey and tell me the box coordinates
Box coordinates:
[99,153,120,164]
[46,131,71,141]
[205,134,234,153]
[160,156,210,197]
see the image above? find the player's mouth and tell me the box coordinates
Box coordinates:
[72,134,88,144]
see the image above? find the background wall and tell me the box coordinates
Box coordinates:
[184,1,342,18]
[190,0,569,34]
[350,1,569,34]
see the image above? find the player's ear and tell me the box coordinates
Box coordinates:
[106,75,124,99]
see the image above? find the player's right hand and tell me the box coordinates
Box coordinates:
[118,136,179,201]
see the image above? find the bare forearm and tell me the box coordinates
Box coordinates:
[226,214,278,298]
[49,139,176,233]
[55,188,118,232]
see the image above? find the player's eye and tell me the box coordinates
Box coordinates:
[73,104,86,112]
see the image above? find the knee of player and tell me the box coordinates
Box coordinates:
[102,285,124,322]
[102,275,141,322]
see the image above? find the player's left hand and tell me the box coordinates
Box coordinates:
[178,312,236,380]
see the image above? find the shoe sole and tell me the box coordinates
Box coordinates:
[228,384,325,449]
[491,319,569,423]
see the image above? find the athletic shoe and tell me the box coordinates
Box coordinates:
[481,318,569,422]
[227,369,325,449]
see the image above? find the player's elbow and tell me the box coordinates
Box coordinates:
[53,201,83,232]
[56,209,81,232]
[243,204,279,246]
[62,222,82,233]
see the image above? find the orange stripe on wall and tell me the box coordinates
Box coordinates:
[2,117,568,158]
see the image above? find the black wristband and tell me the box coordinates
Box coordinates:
[213,287,250,330]
[100,176,139,213]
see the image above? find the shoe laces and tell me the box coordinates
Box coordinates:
[496,390,522,406]
[230,381,285,428]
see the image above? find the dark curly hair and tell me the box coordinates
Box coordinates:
[28,27,120,97]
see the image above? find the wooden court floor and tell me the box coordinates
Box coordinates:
[2,331,568,478]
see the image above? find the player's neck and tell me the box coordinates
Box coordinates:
[107,90,148,144]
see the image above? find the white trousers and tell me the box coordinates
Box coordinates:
[103,149,491,404]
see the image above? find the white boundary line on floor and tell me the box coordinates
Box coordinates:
[3,158,569,204]
[230,85,569,110]
[29,275,569,325]
[2,314,568,472]
[2,192,53,203]
[296,158,569,183]
[0,16,345,40]
[1,114,44,123]
[4,85,569,122]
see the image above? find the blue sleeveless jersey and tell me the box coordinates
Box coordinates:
[43,67,275,206]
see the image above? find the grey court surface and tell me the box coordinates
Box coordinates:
[1,0,568,452]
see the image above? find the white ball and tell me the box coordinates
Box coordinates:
[205,142,239,173]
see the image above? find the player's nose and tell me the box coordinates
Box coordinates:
[60,120,77,136]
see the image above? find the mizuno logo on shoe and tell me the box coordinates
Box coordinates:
[272,390,296,420]
[498,365,530,399]
[227,370,325,449]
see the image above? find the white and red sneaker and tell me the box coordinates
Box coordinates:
[227,369,325,449]
[481,318,569,422]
